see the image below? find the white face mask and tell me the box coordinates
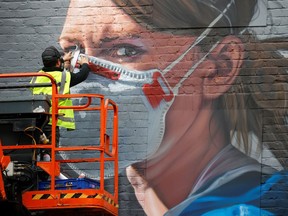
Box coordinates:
[59,39,218,179]
[62,55,175,178]
[59,0,234,179]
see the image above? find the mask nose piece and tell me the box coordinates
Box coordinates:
[88,62,121,80]
[70,46,121,80]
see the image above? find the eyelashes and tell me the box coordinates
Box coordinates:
[99,43,146,61]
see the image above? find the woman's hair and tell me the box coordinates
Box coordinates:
[112,0,258,32]
[229,35,288,166]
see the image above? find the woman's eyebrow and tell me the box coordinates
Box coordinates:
[100,37,119,43]
[100,34,141,43]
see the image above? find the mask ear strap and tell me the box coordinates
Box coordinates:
[162,0,234,94]
[173,41,220,94]
[163,0,234,74]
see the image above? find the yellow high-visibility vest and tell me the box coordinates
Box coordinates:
[30,70,75,130]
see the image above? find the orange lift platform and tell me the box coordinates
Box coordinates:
[0,72,119,215]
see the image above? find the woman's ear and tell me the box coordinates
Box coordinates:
[203,35,244,99]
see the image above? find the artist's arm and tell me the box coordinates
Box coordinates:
[126,166,168,216]
[69,63,90,87]
[64,54,90,87]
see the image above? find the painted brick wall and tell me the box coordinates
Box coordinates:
[0,1,287,216]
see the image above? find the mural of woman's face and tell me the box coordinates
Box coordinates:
[58,0,286,214]
[58,0,243,182]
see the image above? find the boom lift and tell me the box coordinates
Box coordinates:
[0,72,119,215]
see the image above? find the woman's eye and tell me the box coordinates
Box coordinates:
[116,46,137,57]
[62,44,85,54]
[102,44,146,61]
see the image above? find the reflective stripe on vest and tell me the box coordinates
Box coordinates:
[30,70,75,130]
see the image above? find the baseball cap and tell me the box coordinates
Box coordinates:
[42,46,61,67]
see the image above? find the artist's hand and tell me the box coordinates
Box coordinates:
[63,51,73,62]
[126,165,168,216]
[78,55,89,65]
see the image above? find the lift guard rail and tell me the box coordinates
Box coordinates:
[0,72,119,215]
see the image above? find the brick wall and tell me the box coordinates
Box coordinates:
[0,1,287,215]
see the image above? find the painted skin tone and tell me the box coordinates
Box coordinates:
[59,1,244,215]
